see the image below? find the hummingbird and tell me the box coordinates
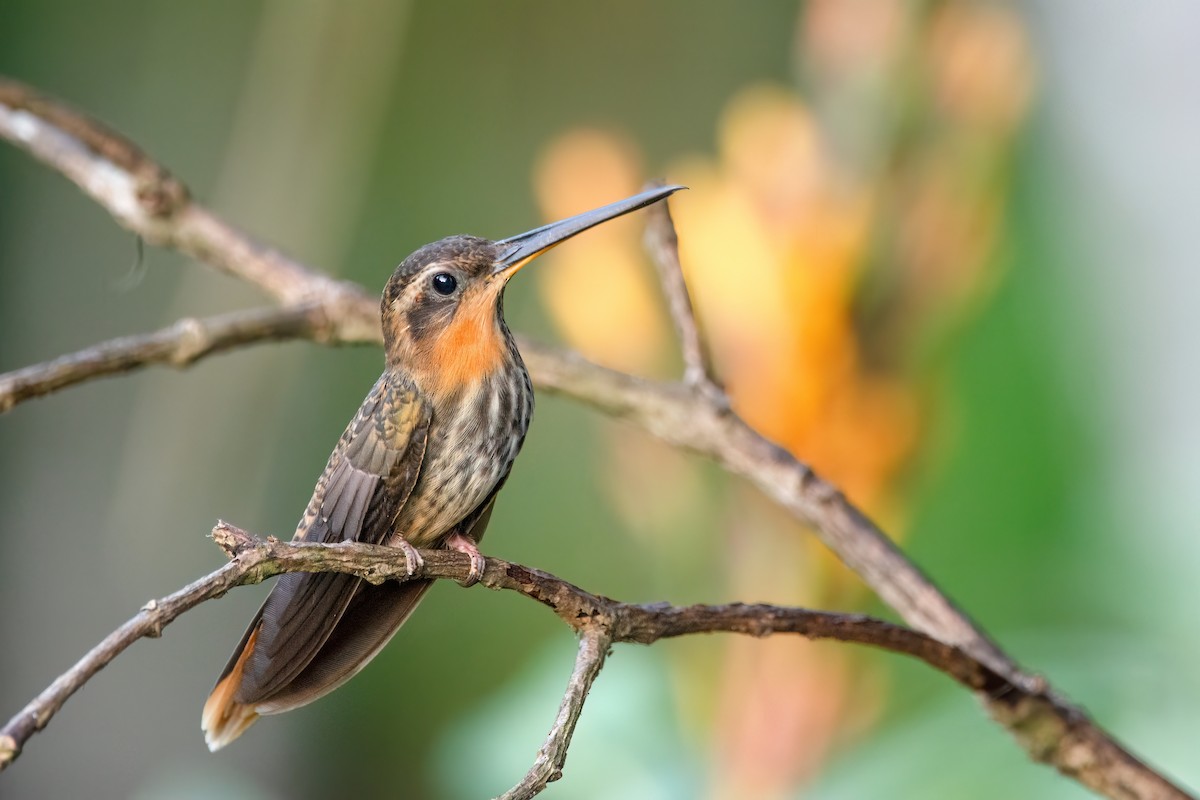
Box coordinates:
[201,185,683,750]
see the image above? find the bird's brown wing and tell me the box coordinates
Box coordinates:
[204,374,431,733]
[251,493,500,715]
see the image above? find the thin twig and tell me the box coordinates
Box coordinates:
[497,629,612,800]
[0,75,1193,800]
[642,180,721,395]
[0,304,337,413]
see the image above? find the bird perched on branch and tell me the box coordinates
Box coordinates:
[201,185,683,750]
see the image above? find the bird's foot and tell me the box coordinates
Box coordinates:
[394,536,424,577]
[446,533,486,587]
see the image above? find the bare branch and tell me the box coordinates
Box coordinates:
[497,629,612,800]
[517,342,1011,669]
[642,181,720,394]
[0,77,380,342]
[3,525,1191,799]
[1,75,1193,800]
[0,303,340,413]
[1,73,988,672]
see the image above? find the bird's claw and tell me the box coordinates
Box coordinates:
[395,537,424,577]
[446,533,486,587]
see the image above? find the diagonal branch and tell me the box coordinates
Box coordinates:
[517,343,1013,670]
[642,180,720,395]
[0,77,380,340]
[0,75,1193,800]
[0,303,339,413]
[497,629,612,800]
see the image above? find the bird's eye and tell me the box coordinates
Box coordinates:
[431,272,458,296]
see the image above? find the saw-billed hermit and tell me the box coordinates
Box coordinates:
[202,185,683,750]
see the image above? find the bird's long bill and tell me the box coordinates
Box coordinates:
[494,184,686,276]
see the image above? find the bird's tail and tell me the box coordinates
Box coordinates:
[201,579,434,751]
[201,625,262,751]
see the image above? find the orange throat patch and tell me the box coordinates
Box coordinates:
[420,291,507,401]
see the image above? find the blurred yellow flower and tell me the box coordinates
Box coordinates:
[534,128,670,376]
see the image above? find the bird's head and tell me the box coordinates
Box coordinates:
[380,185,683,400]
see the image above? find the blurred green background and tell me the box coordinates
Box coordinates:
[2,2,1198,799]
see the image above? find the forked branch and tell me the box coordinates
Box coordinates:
[0,76,1192,800]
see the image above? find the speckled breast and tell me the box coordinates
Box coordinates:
[389,356,533,548]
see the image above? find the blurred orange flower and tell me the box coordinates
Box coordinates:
[532,3,1031,795]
